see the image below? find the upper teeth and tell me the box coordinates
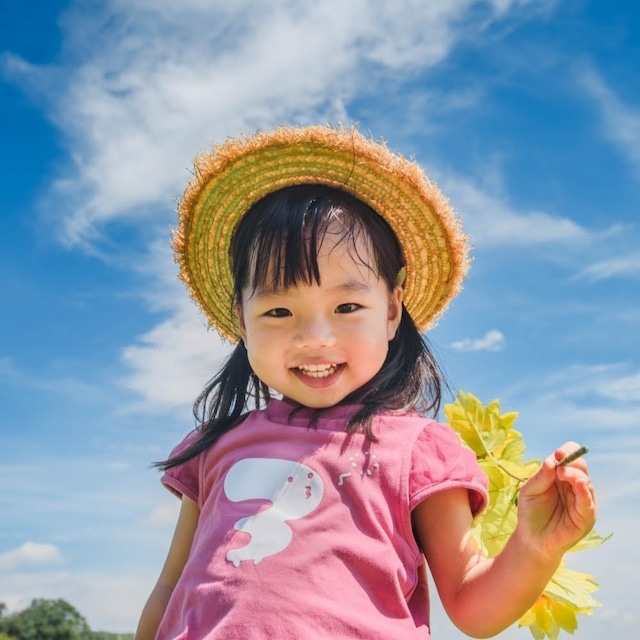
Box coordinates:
[298,364,338,378]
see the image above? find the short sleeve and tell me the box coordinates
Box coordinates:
[161,430,202,505]
[409,421,488,516]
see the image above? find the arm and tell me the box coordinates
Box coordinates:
[135,496,200,640]
[414,442,596,639]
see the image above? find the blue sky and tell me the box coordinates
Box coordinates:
[1,0,639,636]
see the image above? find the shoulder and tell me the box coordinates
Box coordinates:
[399,415,488,516]
[161,429,204,504]
[374,411,477,469]
[375,410,459,445]
[382,412,476,467]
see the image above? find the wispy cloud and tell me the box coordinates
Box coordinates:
[117,239,232,412]
[0,356,18,378]
[442,176,596,247]
[451,329,506,352]
[580,65,640,175]
[598,371,640,403]
[2,0,554,249]
[139,501,180,528]
[505,363,640,433]
[0,542,64,571]
[573,253,640,282]
[119,302,231,412]
[0,569,153,632]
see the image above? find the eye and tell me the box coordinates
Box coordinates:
[335,303,361,314]
[265,307,291,318]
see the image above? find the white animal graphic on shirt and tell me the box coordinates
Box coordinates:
[224,458,324,566]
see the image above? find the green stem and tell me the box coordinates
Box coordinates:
[462,407,528,484]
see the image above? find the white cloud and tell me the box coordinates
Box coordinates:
[580,65,640,174]
[140,500,181,528]
[574,253,640,282]
[506,363,640,432]
[0,356,18,377]
[119,303,231,411]
[598,372,640,403]
[0,542,65,571]
[544,364,640,404]
[0,569,153,632]
[451,329,506,352]
[118,239,233,412]
[443,176,595,247]
[2,0,554,248]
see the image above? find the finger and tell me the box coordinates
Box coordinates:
[556,466,597,520]
[523,453,558,495]
[571,477,597,527]
[553,441,582,463]
[553,442,590,474]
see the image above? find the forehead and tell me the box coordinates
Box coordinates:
[248,226,378,292]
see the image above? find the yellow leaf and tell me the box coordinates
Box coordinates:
[519,594,581,639]
[553,600,579,633]
[544,563,601,611]
[568,529,612,553]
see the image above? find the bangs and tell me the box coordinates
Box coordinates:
[231,185,404,299]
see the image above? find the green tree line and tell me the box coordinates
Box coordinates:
[0,599,133,640]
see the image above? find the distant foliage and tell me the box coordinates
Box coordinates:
[0,599,132,640]
[0,598,90,640]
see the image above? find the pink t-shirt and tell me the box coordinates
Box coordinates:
[157,399,487,639]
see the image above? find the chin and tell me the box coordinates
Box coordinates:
[288,393,349,409]
[307,400,341,409]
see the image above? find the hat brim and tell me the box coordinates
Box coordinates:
[174,125,469,342]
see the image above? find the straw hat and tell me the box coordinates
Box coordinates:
[173,125,469,342]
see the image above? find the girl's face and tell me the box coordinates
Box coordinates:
[237,230,403,409]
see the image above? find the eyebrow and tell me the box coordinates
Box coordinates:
[251,278,373,299]
[334,279,374,293]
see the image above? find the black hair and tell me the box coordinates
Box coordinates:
[157,184,445,470]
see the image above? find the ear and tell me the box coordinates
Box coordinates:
[387,285,403,340]
[236,304,247,342]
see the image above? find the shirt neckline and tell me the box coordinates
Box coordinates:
[264,398,365,430]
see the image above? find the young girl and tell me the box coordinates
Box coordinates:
[135,126,596,639]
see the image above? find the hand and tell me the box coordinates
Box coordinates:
[516,442,597,560]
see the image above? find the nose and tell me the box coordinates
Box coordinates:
[292,316,337,349]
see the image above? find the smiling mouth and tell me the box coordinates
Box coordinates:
[296,363,340,378]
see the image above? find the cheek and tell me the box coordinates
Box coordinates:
[243,337,264,377]
[243,327,279,366]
